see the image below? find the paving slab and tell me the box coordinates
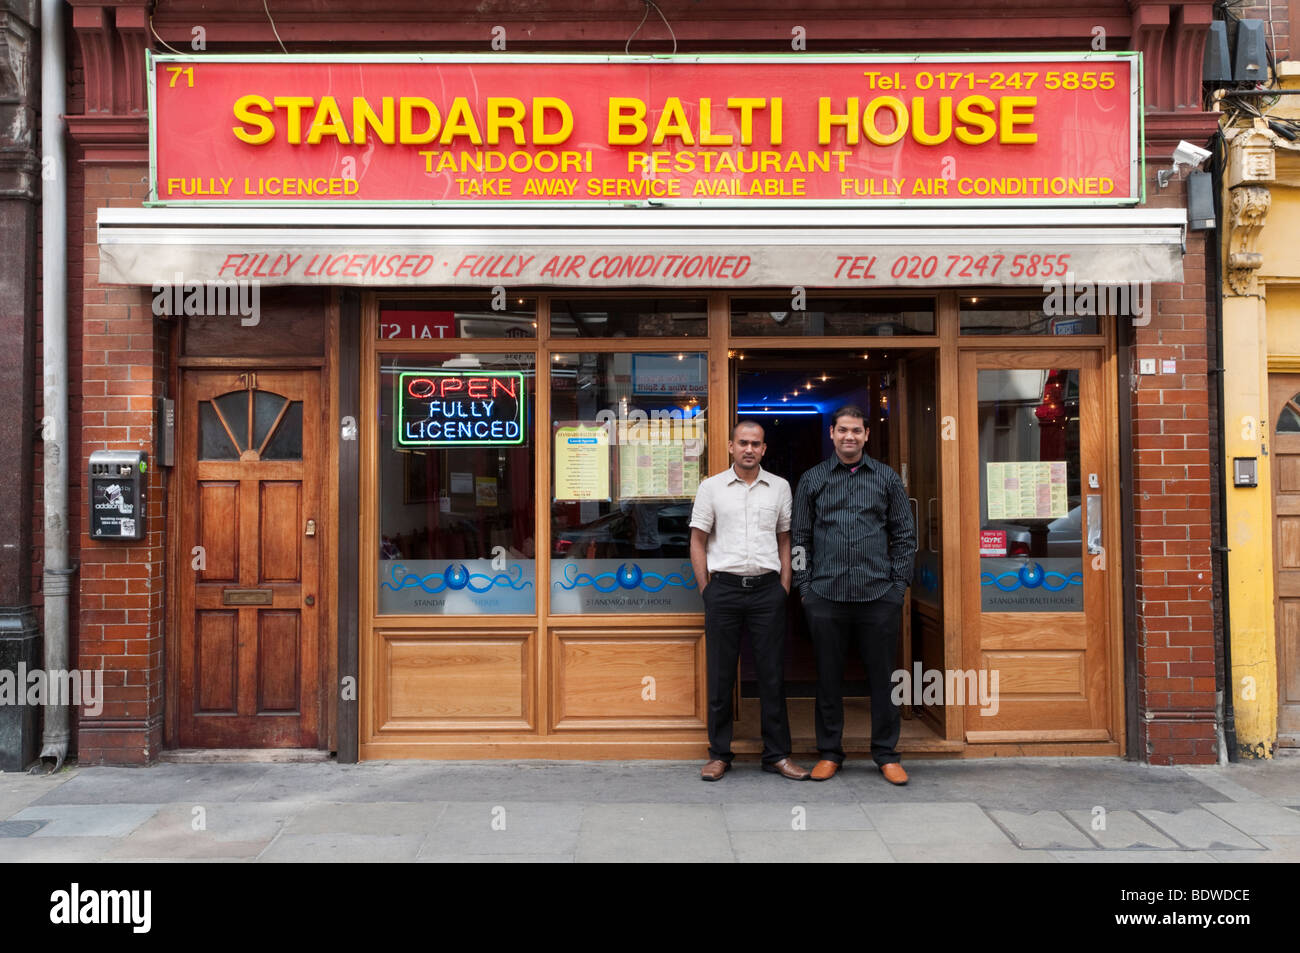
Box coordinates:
[988,809,1095,849]
[723,801,872,831]
[576,803,734,862]
[1062,809,1178,849]
[12,803,158,838]
[286,800,447,836]
[422,853,575,863]
[1048,849,1221,863]
[32,764,270,806]
[257,832,427,862]
[886,843,1060,863]
[0,770,77,818]
[418,801,584,858]
[1210,834,1300,863]
[1178,767,1268,803]
[1186,754,1300,801]
[728,830,893,862]
[840,758,1224,811]
[1136,808,1265,850]
[106,802,297,859]
[862,802,1014,846]
[0,836,116,862]
[1199,801,1300,836]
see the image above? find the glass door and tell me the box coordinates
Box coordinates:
[958,348,1114,742]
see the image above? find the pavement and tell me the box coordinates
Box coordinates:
[1,752,1298,863]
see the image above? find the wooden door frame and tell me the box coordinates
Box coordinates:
[1269,372,1300,746]
[165,301,338,751]
[953,339,1125,753]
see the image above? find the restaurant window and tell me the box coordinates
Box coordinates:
[977,368,1083,612]
[550,297,707,338]
[550,351,708,614]
[960,294,1099,335]
[378,297,537,339]
[730,297,934,336]
[377,352,536,614]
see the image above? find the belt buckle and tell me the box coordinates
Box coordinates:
[741,575,756,589]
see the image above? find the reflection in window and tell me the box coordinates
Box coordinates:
[378,298,536,339]
[199,389,301,461]
[377,353,536,615]
[550,298,707,338]
[1278,394,1300,433]
[731,297,934,336]
[550,351,707,614]
[960,294,1099,335]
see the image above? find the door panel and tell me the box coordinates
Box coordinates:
[198,483,239,581]
[1270,374,1300,743]
[179,369,321,748]
[196,611,237,712]
[960,349,1111,740]
[260,482,302,581]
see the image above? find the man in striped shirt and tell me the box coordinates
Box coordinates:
[793,405,917,784]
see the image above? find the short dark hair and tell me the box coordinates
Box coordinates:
[731,419,765,440]
[830,405,867,428]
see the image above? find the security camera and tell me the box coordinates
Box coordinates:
[1172,140,1212,171]
[1158,140,1212,188]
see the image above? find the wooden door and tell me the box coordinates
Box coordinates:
[959,349,1113,742]
[1270,374,1300,746]
[178,370,322,747]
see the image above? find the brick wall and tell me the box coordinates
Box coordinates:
[1132,167,1218,765]
[75,163,166,765]
[1235,1,1294,61]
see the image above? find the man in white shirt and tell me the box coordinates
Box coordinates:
[689,421,810,781]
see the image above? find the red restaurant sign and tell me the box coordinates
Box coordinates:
[149,53,1140,207]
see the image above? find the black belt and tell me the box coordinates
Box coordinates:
[711,571,778,589]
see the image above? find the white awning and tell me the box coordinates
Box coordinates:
[97,207,1186,289]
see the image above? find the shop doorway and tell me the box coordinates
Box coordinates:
[729,348,946,754]
[175,369,324,748]
[1270,373,1300,747]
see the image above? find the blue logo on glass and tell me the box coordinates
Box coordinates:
[554,562,698,594]
[380,563,533,594]
[981,561,1082,593]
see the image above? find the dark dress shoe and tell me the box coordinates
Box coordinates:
[700,759,730,781]
[762,757,811,780]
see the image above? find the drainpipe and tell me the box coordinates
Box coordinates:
[1208,133,1237,764]
[39,0,72,770]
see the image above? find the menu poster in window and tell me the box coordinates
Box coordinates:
[616,416,704,500]
[986,461,1068,520]
[554,422,611,502]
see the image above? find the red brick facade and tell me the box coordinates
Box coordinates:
[56,0,1228,765]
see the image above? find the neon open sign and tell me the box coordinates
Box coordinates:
[396,370,527,447]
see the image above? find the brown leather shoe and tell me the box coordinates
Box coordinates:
[762,757,811,780]
[880,762,909,785]
[700,759,730,782]
[810,759,840,782]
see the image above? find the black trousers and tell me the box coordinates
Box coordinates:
[803,590,903,766]
[703,577,792,765]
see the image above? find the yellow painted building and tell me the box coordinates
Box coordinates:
[1221,61,1300,757]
